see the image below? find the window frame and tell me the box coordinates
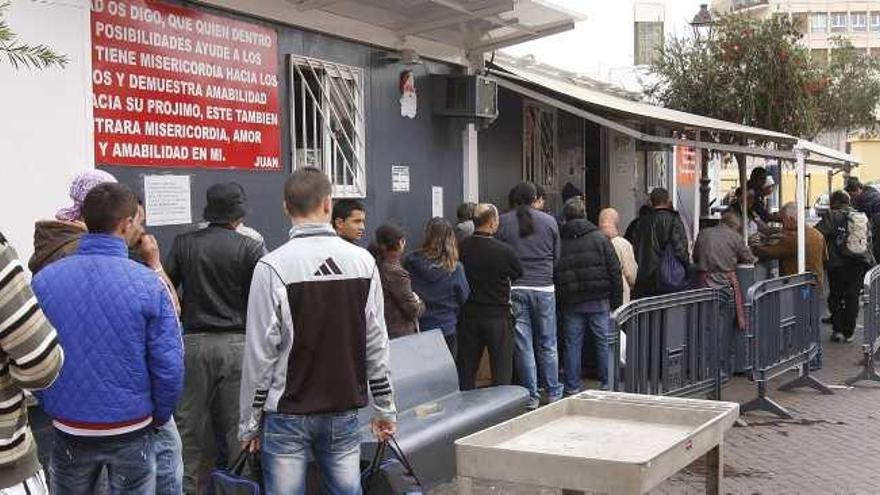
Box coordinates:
[830,11,848,32]
[871,12,880,32]
[811,12,827,33]
[852,11,867,32]
[289,55,367,198]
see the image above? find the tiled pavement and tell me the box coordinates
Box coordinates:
[435,322,880,495]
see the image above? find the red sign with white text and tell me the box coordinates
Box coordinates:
[91,0,280,170]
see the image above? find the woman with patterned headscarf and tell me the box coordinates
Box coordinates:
[28,170,117,274]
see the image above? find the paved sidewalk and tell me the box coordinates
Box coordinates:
[436,322,880,495]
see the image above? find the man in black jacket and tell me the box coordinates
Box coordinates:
[556,198,622,393]
[816,190,875,344]
[845,177,880,262]
[458,203,523,390]
[165,183,264,493]
[631,188,690,298]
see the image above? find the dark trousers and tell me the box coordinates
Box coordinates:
[175,332,245,494]
[828,265,865,338]
[457,315,514,390]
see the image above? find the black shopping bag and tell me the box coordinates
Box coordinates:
[210,449,262,495]
[361,436,423,495]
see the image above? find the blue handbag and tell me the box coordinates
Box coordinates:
[210,450,262,495]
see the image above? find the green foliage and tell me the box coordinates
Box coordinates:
[0,1,67,70]
[818,37,880,133]
[646,13,880,139]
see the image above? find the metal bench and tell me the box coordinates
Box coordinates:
[359,329,529,489]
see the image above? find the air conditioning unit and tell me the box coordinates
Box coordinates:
[432,75,498,119]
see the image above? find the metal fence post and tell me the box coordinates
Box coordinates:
[846,265,880,386]
[741,274,833,419]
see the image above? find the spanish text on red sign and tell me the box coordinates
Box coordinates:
[91,0,281,170]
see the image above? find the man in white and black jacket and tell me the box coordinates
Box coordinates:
[239,167,396,494]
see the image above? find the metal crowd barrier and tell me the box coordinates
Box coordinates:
[845,265,880,386]
[609,288,723,400]
[741,273,832,419]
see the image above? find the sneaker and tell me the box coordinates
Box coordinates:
[845,335,857,344]
[831,332,844,343]
[526,399,540,411]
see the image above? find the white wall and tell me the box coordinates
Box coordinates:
[0,0,93,267]
[607,130,639,228]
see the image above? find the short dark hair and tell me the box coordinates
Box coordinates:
[830,190,851,209]
[845,177,863,193]
[284,167,332,217]
[332,198,366,224]
[456,202,476,223]
[368,223,406,262]
[649,187,670,207]
[534,184,546,200]
[82,183,138,234]
[563,198,586,222]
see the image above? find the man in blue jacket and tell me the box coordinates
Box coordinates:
[32,182,184,494]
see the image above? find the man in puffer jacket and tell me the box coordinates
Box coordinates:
[31,183,184,494]
[555,198,622,393]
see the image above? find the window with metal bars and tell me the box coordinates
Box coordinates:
[289,55,366,198]
[523,100,557,192]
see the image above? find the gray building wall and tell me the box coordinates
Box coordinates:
[478,88,523,210]
[102,1,465,254]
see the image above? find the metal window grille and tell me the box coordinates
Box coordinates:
[289,55,366,198]
[523,100,557,191]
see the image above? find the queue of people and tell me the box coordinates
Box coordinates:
[5,164,872,494]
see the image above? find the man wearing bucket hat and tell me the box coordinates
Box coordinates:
[165,183,264,493]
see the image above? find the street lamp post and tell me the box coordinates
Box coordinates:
[691,4,715,218]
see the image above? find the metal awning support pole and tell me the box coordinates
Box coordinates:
[796,147,806,273]
[739,153,749,243]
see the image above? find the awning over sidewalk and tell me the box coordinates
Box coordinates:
[489,59,860,168]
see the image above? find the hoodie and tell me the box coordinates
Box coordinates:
[403,252,470,336]
[28,220,87,275]
[555,219,623,309]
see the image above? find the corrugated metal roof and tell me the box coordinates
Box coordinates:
[491,60,860,166]
[492,59,795,143]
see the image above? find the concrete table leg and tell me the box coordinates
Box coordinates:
[704,445,723,495]
[458,476,473,495]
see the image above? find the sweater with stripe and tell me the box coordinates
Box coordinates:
[0,233,63,488]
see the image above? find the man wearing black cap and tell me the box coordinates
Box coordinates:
[165,182,264,493]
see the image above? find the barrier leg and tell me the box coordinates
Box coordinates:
[845,347,880,386]
[704,445,723,495]
[458,476,473,495]
[778,363,834,395]
[741,381,793,419]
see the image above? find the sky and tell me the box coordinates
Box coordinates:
[504,0,707,82]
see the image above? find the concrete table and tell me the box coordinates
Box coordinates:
[455,391,739,495]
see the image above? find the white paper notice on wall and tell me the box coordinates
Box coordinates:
[392,165,410,192]
[144,175,193,227]
[432,186,443,218]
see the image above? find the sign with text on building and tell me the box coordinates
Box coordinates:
[91,0,280,170]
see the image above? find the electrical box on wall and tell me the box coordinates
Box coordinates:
[431,75,499,119]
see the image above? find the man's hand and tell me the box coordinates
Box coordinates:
[371,418,396,442]
[241,437,261,453]
[137,234,162,270]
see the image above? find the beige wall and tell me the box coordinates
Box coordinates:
[851,138,880,184]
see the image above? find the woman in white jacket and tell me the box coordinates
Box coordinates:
[599,208,638,304]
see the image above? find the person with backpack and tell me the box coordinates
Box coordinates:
[631,188,691,298]
[816,191,876,343]
[844,178,880,262]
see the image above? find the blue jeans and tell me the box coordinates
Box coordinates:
[262,411,362,495]
[512,290,562,406]
[50,428,156,495]
[562,310,612,393]
[154,418,183,495]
